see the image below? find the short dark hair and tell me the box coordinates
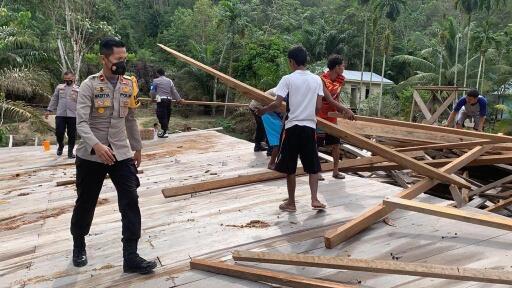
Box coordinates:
[287,45,308,67]
[467,89,480,98]
[156,68,165,76]
[327,54,344,70]
[100,37,126,56]
[63,70,74,76]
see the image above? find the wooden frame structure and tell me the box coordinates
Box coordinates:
[410,86,470,124]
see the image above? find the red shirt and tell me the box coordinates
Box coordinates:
[318,71,345,123]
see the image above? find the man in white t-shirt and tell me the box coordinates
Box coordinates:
[257,45,325,212]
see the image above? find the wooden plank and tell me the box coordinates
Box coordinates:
[342,154,512,173]
[382,197,512,231]
[181,100,249,107]
[395,140,495,152]
[338,151,424,168]
[162,163,333,198]
[158,44,470,189]
[190,259,353,288]
[425,91,457,124]
[329,112,512,143]
[232,251,512,285]
[485,197,512,212]
[413,90,432,119]
[388,171,410,188]
[468,175,512,197]
[324,145,493,248]
[448,185,465,208]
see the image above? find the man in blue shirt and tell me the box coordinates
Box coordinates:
[446,89,487,132]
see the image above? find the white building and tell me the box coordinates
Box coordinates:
[342,70,394,103]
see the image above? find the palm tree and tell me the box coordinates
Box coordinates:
[356,0,372,109]
[455,0,479,89]
[378,28,392,117]
[373,0,405,116]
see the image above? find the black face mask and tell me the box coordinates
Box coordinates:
[65,80,73,86]
[111,61,127,75]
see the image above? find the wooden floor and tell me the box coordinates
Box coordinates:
[1,131,510,288]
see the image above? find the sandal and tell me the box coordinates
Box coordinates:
[312,202,326,210]
[279,202,297,212]
[332,173,345,180]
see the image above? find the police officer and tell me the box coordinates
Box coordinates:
[45,71,79,158]
[150,68,183,138]
[70,37,156,274]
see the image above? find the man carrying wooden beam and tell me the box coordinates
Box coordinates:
[317,54,355,180]
[257,45,326,212]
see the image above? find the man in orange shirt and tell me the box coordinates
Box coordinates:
[318,54,355,179]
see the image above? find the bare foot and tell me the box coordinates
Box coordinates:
[267,163,276,170]
[311,199,326,210]
[332,173,345,180]
[318,175,325,181]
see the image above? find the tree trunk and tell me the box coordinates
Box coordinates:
[224,53,233,118]
[212,36,230,116]
[454,34,460,86]
[463,16,471,89]
[476,52,483,90]
[378,54,386,117]
[480,54,486,92]
[438,53,443,86]
[369,36,376,98]
[357,14,367,110]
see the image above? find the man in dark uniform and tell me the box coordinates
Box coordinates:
[45,71,79,158]
[150,68,184,138]
[71,37,156,274]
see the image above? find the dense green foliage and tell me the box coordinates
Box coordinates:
[1,0,512,123]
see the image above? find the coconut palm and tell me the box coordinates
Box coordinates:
[455,0,479,89]
[356,0,372,108]
[378,28,392,117]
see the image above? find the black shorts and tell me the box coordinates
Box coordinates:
[324,134,341,146]
[275,125,321,175]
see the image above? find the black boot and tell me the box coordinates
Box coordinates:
[57,145,64,156]
[123,240,156,274]
[68,147,75,159]
[72,236,87,267]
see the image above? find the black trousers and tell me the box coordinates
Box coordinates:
[55,116,76,152]
[250,109,267,145]
[156,99,172,132]
[70,157,141,245]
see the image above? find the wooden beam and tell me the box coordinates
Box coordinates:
[232,251,512,285]
[190,259,352,288]
[424,91,457,124]
[339,151,424,168]
[324,145,492,249]
[382,197,512,231]
[449,185,466,208]
[328,112,512,143]
[158,44,470,189]
[341,154,512,173]
[485,197,512,212]
[468,175,512,197]
[395,140,495,153]
[162,163,333,198]
[413,90,432,119]
[181,100,249,107]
